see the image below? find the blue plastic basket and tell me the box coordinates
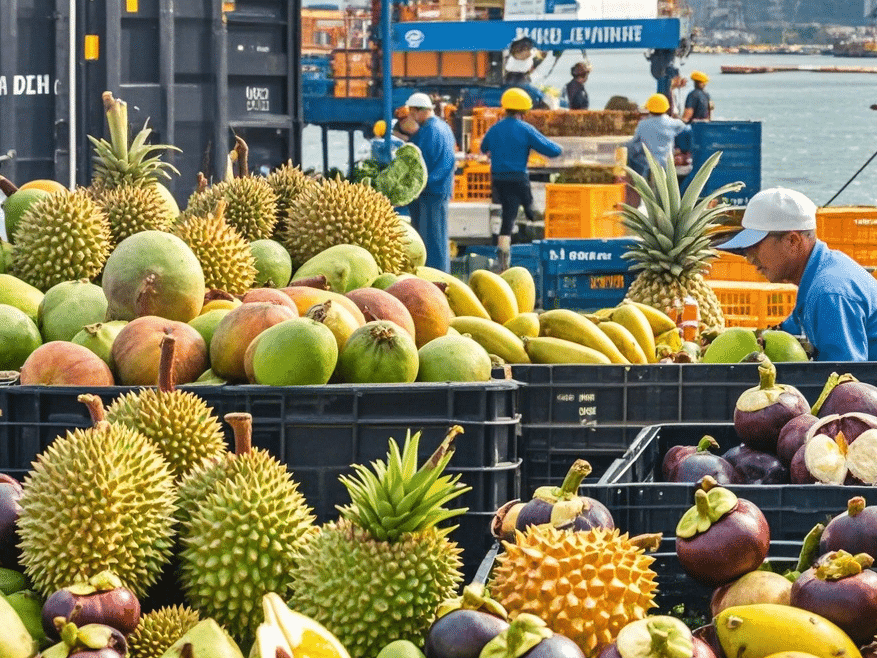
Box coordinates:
[539,238,636,311]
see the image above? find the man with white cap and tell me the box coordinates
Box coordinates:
[405,92,456,272]
[715,187,877,361]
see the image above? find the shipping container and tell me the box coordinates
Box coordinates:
[0,0,304,207]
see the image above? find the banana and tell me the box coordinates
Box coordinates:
[597,321,649,364]
[655,327,683,352]
[467,269,519,324]
[450,316,529,364]
[538,308,628,364]
[611,304,658,363]
[622,300,677,335]
[0,594,37,658]
[523,336,612,364]
[415,266,490,319]
[591,307,615,320]
[499,266,537,313]
[714,604,861,658]
[503,312,540,338]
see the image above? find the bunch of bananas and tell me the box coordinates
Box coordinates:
[413,265,683,366]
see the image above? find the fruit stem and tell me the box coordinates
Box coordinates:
[78,394,106,424]
[696,435,719,453]
[811,372,858,415]
[557,459,593,496]
[102,91,128,162]
[287,274,330,290]
[629,532,663,552]
[226,413,253,455]
[757,356,777,390]
[234,135,249,177]
[158,332,177,393]
[0,175,18,196]
[196,172,208,193]
[848,496,866,517]
[795,522,825,573]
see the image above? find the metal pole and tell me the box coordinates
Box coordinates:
[322,125,329,173]
[382,0,392,154]
[67,0,76,188]
[290,0,303,166]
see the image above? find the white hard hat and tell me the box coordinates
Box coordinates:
[405,92,433,109]
[716,187,817,252]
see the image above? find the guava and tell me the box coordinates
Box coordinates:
[250,238,293,288]
[0,304,42,370]
[0,273,44,324]
[762,329,809,362]
[417,334,492,382]
[338,320,419,384]
[702,327,760,364]
[2,188,50,243]
[292,244,381,293]
[250,318,338,386]
[38,279,108,342]
[70,320,128,373]
[188,308,231,348]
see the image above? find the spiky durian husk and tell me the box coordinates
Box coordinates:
[10,189,111,291]
[173,207,257,294]
[128,605,201,658]
[490,525,658,658]
[288,519,464,658]
[98,184,176,245]
[16,422,177,598]
[279,178,408,274]
[104,390,228,480]
[183,177,278,241]
[626,269,725,335]
[266,161,318,228]
[177,448,316,646]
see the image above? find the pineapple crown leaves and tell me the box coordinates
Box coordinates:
[337,426,471,543]
[88,91,181,188]
[618,149,744,277]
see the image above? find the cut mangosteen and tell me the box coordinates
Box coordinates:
[803,413,877,484]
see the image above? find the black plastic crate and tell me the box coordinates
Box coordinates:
[520,433,629,496]
[578,423,874,541]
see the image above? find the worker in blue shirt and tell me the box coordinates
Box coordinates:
[683,71,712,123]
[405,92,456,272]
[480,87,562,270]
[716,187,877,361]
[627,93,690,179]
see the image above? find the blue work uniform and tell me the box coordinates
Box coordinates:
[627,114,690,177]
[685,87,711,121]
[779,240,877,361]
[408,115,456,272]
[480,116,562,236]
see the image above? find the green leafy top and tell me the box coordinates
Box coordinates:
[619,149,744,277]
[374,143,428,207]
[338,426,471,542]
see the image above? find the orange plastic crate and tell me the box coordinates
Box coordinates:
[543,183,626,238]
[706,252,766,282]
[453,174,467,201]
[470,107,504,153]
[816,206,877,267]
[707,280,797,329]
[454,163,491,201]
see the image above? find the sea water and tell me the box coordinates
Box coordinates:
[302,49,877,207]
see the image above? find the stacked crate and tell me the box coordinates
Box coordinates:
[332,48,373,97]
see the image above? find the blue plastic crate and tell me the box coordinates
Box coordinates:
[539,238,636,311]
[303,78,334,96]
[681,121,761,206]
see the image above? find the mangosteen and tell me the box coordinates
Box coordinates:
[478,613,583,658]
[790,550,877,646]
[426,608,510,658]
[820,497,877,558]
[662,445,698,481]
[492,460,613,542]
[669,436,741,485]
[812,372,877,417]
[691,624,725,658]
[42,622,127,658]
[776,414,819,467]
[597,616,716,658]
[789,444,817,484]
[733,355,810,453]
[0,473,23,566]
[675,476,770,588]
[721,444,788,484]
[42,571,140,641]
[803,413,877,484]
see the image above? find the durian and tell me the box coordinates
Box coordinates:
[105,333,227,480]
[279,177,409,274]
[265,161,318,229]
[16,394,177,598]
[99,183,177,244]
[128,605,201,658]
[177,413,316,647]
[489,525,660,657]
[288,427,469,658]
[10,189,111,291]
[173,199,257,294]
[88,91,180,194]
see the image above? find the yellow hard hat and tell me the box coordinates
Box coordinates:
[501,87,533,111]
[645,93,670,114]
[373,120,387,137]
[691,70,709,83]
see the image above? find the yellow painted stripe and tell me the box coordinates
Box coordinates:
[126,0,138,12]
[84,35,99,61]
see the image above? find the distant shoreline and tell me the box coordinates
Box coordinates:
[693,44,832,55]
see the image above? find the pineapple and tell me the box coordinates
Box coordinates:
[288,427,470,658]
[88,91,180,197]
[619,149,744,335]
